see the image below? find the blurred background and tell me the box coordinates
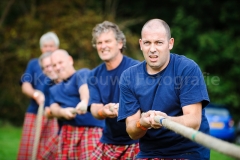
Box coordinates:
[0,0,240,159]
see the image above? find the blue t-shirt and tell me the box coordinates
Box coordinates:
[49,68,104,128]
[118,53,210,159]
[88,55,139,145]
[43,79,55,107]
[20,58,49,114]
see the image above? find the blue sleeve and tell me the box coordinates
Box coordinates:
[44,84,50,107]
[117,69,140,122]
[49,87,56,106]
[87,71,102,105]
[76,69,90,88]
[20,59,36,85]
[179,63,210,108]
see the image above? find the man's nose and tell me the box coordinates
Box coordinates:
[54,64,60,71]
[150,43,156,53]
[47,66,53,72]
[100,42,107,49]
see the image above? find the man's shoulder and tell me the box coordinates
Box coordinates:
[124,55,140,66]
[49,81,62,93]
[25,58,42,74]
[171,53,201,77]
[89,63,105,74]
[171,53,198,68]
[122,61,143,75]
[27,58,39,66]
[76,68,91,74]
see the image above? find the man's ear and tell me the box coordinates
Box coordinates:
[118,41,123,50]
[69,56,74,65]
[169,38,174,50]
[139,39,142,50]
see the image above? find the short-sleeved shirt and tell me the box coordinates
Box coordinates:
[49,68,104,128]
[118,53,210,159]
[88,55,139,145]
[20,58,49,114]
[43,79,55,107]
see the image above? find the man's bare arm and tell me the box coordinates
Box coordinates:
[22,82,45,105]
[76,84,89,114]
[50,103,76,120]
[90,103,105,120]
[126,109,150,140]
[90,103,117,120]
[22,82,36,98]
[79,84,89,105]
[166,103,202,130]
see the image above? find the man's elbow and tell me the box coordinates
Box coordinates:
[128,134,139,140]
[193,119,201,130]
[195,123,201,130]
[21,84,27,94]
[126,128,139,140]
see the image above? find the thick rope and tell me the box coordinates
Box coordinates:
[154,116,240,159]
[31,103,44,160]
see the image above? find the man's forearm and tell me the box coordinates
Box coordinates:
[168,115,201,130]
[22,82,35,98]
[167,103,202,130]
[126,120,147,140]
[126,110,148,140]
[50,103,63,118]
[79,84,89,105]
[90,103,104,120]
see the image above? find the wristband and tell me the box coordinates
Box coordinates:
[136,120,148,131]
[98,109,106,118]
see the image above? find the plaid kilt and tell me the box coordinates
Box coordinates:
[38,117,59,160]
[57,125,102,160]
[17,113,36,160]
[90,141,139,160]
[17,113,59,160]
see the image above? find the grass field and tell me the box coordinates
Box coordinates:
[0,124,236,160]
[0,124,22,160]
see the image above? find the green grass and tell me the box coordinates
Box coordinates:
[0,124,237,160]
[210,150,235,160]
[0,124,22,160]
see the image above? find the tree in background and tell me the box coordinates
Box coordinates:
[0,0,239,125]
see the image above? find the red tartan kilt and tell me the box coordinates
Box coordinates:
[90,141,140,160]
[38,117,59,160]
[17,113,59,160]
[57,125,102,160]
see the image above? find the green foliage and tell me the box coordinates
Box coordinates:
[0,0,240,125]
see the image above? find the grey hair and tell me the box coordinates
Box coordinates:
[39,32,60,48]
[92,21,126,53]
[142,19,171,40]
[38,52,52,69]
